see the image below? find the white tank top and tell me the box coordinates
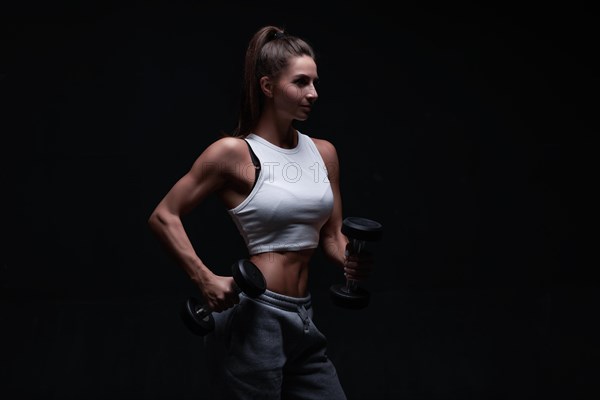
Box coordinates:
[228,131,334,255]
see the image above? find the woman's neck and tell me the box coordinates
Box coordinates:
[253,112,297,149]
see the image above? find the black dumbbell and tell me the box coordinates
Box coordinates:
[330,217,383,309]
[181,259,266,336]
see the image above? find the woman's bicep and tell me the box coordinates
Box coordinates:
[316,139,345,248]
[157,148,227,217]
[159,174,215,217]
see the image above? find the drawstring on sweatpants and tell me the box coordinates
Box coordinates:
[297,304,310,333]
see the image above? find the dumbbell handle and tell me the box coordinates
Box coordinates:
[344,238,369,292]
[348,238,367,255]
[192,283,242,320]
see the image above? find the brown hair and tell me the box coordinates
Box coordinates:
[230,26,316,137]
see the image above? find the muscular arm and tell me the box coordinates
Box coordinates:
[315,138,374,281]
[314,139,348,269]
[147,137,249,311]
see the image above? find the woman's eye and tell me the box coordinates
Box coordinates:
[295,79,319,89]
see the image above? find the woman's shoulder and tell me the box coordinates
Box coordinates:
[201,135,249,161]
[306,134,338,163]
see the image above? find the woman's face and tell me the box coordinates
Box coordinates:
[273,55,319,121]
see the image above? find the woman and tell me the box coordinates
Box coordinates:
[148,25,373,400]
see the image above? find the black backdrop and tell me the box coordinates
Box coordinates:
[2,2,596,399]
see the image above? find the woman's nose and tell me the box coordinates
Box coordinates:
[307,86,318,102]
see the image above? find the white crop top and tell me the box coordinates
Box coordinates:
[228,131,334,255]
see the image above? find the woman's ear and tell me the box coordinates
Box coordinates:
[260,76,274,98]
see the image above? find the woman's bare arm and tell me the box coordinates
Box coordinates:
[147,137,249,311]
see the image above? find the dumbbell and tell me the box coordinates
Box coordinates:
[181,259,266,336]
[330,217,383,309]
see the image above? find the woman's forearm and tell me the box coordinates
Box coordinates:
[148,210,211,285]
[320,233,347,269]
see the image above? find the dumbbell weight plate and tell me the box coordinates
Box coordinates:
[181,296,215,336]
[232,259,267,297]
[341,217,383,242]
[329,283,370,309]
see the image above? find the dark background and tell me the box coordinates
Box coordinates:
[1,1,596,399]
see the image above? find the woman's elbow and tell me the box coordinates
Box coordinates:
[148,208,167,232]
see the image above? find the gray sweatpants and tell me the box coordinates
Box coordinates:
[203,290,347,400]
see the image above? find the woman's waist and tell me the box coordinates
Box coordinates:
[250,249,313,297]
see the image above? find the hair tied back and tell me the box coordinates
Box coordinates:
[273,31,287,40]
